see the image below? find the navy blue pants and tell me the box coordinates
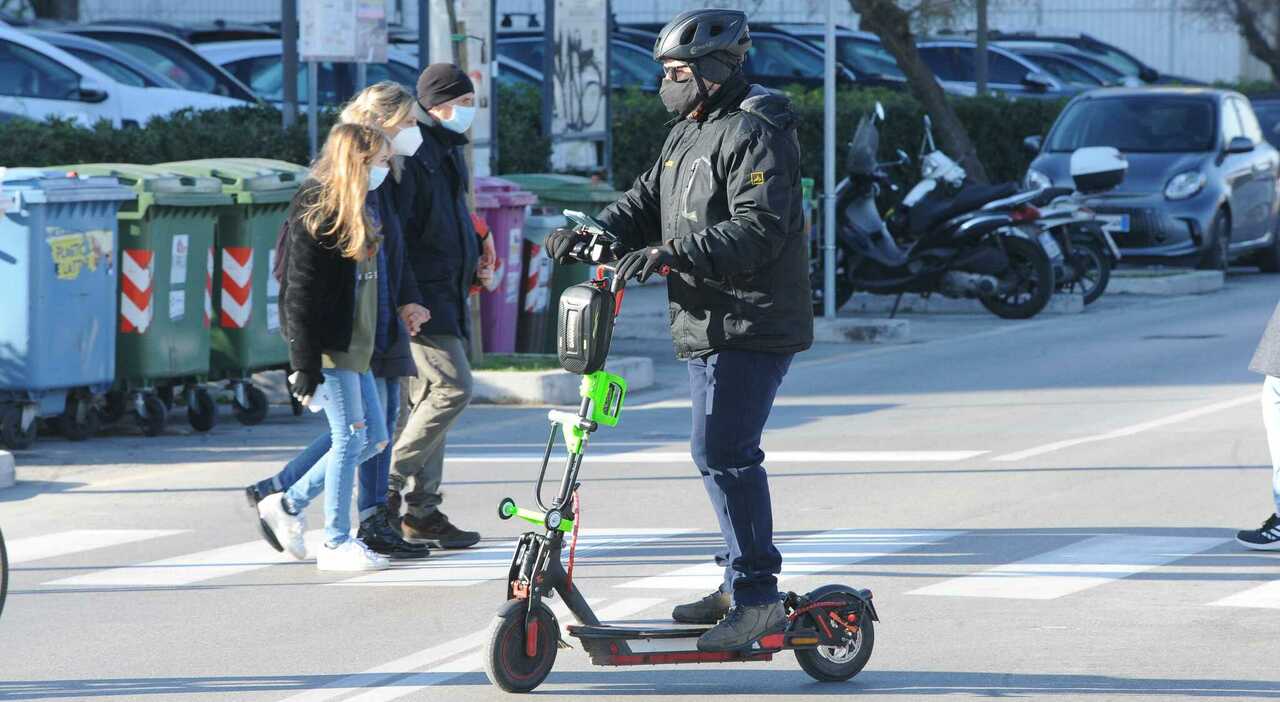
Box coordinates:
[688,349,793,607]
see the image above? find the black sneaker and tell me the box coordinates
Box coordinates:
[1237,513,1280,551]
[244,484,264,508]
[672,589,731,624]
[358,507,431,560]
[695,601,786,652]
[401,510,481,549]
[244,484,282,552]
[385,489,402,523]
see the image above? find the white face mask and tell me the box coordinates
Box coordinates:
[391,126,423,156]
[368,165,390,191]
[439,104,477,134]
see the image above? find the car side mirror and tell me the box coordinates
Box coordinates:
[1022,72,1054,92]
[1022,135,1043,155]
[1226,136,1255,154]
[1138,66,1160,83]
[76,79,108,104]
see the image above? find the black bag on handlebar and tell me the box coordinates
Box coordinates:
[557,282,615,375]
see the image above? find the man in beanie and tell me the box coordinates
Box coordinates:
[386,63,488,549]
[546,9,810,651]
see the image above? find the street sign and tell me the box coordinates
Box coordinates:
[300,0,387,63]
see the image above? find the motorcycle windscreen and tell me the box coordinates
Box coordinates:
[845,114,880,177]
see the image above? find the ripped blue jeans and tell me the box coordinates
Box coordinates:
[284,368,388,546]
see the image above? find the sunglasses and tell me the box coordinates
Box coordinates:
[661,65,693,82]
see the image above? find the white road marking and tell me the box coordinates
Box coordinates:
[908,535,1226,600]
[5,529,185,564]
[994,393,1257,462]
[46,531,324,588]
[446,450,986,464]
[1209,580,1280,609]
[620,529,959,591]
[333,528,693,588]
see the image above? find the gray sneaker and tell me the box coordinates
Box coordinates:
[696,601,786,652]
[672,589,732,624]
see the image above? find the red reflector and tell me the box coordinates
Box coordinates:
[1011,205,1041,222]
[757,633,785,649]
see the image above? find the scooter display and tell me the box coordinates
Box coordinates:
[483,211,878,693]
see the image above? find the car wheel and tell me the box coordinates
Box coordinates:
[1197,209,1230,272]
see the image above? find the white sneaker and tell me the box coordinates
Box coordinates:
[258,493,308,560]
[316,538,390,572]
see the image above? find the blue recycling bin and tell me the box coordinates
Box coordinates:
[0,170,136,449]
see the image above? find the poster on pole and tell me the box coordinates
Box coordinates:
[551,0,609,172]
[426,0,494,177]
[300,0,387,63]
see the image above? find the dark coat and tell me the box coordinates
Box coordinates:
[1250,299,1280,376]
[392,122,480,339]
[596,76,813,359]
[369,183,420,379]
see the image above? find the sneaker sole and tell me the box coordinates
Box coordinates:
[402,534,480,549]
[257,518,284,553]
[671,611,727,625]
[1236,536,1280,551]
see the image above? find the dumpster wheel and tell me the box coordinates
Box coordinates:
[58,394,101,441]
[233,385,269,426]
[136,395,167,437]
[187,387,217,433]
[1,406,36,450]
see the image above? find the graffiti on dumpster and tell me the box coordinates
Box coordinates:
[45,229,115,280]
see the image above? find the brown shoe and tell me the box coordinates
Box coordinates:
[401,510,481,549]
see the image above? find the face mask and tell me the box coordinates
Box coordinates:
[368,165,389,191]
[439,104,477,133]
[660,77,702,117]
[391,126,423,156]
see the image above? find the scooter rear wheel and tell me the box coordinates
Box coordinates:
[484,599,559,693]
[793,591,875,682]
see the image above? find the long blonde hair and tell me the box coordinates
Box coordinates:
[340,81,415,180]
[300,122,388,260]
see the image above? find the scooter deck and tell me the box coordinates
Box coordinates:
[567,624,825,667]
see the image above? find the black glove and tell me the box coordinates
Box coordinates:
[288,369,323,402]
[616,244,681,283]
[545,227,587,264]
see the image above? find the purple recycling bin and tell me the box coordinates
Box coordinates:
[475,176,538,353]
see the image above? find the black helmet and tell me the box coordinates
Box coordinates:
[652,9,751,63]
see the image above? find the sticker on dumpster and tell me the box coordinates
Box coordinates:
[506,228,523,304]
[170,235,189,285]
[523,252,552,314]
[267,249,280,297]
[203,247,213,328]
[266,301,280,333]
[170,289,186,321]
[221,247,254,329]
[46,228,114,280]
[120,249,154,333]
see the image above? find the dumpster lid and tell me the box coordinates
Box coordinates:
[1,167,136,204]
[501,173,620,203]
[158,159,303,194]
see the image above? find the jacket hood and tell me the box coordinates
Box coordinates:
[739,85,796,130]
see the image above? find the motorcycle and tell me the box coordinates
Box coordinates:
[811,106,1056,320]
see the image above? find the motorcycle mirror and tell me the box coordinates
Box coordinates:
[874,101,885,121]
[896,149,910,166]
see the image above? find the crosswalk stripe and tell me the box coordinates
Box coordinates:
[445,451,986,464]
[1209,581,1280,609]
[619,529,959,591]
[333,528,694,588]
[6,529,186,565]
[45,531,324,588]
[907,535,1226,600]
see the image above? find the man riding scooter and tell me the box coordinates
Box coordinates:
[546,8,812,652]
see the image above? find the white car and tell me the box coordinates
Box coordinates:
[0,23,248,127]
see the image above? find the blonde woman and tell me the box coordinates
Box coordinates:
[257,122,396,572]
[247,83,432,562]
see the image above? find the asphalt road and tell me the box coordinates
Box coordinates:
[3,273,1280,702]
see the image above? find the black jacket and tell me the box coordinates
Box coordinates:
[393,122,480,339]
[597,77,813,359]
[369,184,420,379]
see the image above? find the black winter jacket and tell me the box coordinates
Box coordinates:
[596,76,813,359]
[392,122,480,339]
[369,184,420,379]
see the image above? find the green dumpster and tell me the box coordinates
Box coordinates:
[501,174,622,354]
[159,158,304,425]
[57,163,232,436]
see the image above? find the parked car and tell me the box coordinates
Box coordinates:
[89,18,279,44]
[1250,93,1280,150]
[984,31,1199,85]
[0,23,247,127]
[59,25,259,102]
[199,39,422,106]
[494,32,660,92]
[772,24,907,91]
[1025,88,1280,271]
[27,29,184,89]
[916,40,1079,99]
[997,42,1133,88]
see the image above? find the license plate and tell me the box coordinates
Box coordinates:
[1096,213,1130,233]
[1038,232,1063,259]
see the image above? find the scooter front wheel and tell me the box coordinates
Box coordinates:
[484,599,559,693]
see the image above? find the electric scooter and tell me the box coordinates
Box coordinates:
[483,211,878,693]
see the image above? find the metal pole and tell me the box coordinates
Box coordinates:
[822,0,836,320]
[355,62,367,91]
[975,0,989,96]
[307,60,319,159]
[281,0,298,127]
[418,0,430,70]
[542,0,554,144]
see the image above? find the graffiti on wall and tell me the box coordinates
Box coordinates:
[553,29,605,133]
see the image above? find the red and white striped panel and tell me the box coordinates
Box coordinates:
[203,246,213,328]
[220,246,253,329]
[120,248,153,334]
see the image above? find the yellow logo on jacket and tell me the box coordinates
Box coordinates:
[749,171,765,185]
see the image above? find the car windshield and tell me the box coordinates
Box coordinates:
[91,34,229,96]
[745,35,823,78]
[611,42,657,89]
[838,37,904,80]
[1029,55,1100,86]
[1047,96,1216,153]
[1072,42,1145,77]
[1253,102,1280,149]
[67,50,149,87]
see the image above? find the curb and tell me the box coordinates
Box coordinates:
[0,450,14,490]
[845,292,1084,316]
[1108,270,1224,296]
[473,356,655,405]
[814,317,910,344]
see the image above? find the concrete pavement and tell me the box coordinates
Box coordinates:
[2,271,1279,701]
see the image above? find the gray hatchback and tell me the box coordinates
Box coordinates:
[1024,88,1280,271]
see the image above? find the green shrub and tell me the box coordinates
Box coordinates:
[496,83,551,174]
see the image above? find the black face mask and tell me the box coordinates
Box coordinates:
[659,77,701,116]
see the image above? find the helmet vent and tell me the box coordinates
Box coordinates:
[709,24,723,36]
[679,25,698,45]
